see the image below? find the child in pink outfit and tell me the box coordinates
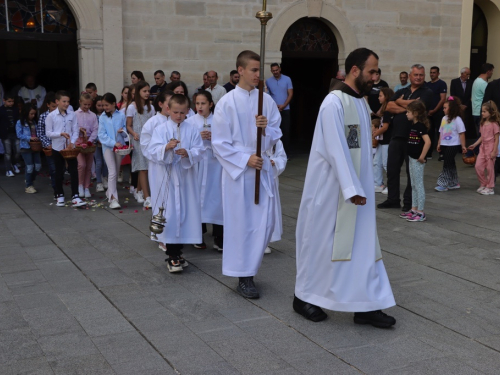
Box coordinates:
[75,93,98,198]
[468,101,500,195]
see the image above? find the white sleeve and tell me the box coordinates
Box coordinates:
[126,104,136,118]
[456,116,466,133]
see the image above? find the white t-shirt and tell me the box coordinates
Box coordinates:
[125,103,152,118]
[439,115,466,146]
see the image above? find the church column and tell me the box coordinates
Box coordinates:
[102,0,124,95]
[77,29,104,93]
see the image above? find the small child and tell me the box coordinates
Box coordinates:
[94,95,108,192]
[435,96,467,192]
[97,93,127,209]
[45,91,86,207]
[145,94,205,273]
[188,91,224,251]
[16,103,41,193]
[400,100,431,222]
[468,101,500,195]
[371,118,380,156]
[264,140,287,254]
[0,93,21,176]
[75,93,99,198]
[373,87,394,193]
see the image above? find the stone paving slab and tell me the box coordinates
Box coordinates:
[1,155,500,374]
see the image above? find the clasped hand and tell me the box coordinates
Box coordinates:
[165,139,180,151]
[350,195,366,206]
[200,130,211,140]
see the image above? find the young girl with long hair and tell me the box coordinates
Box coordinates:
[189,91,224,250]
[94,95,108,192]
[468,101,500,195]
[434,96,467,192]
[400,101,431,222]
[373,87,394,193]
[126,81,154,207]
[16,103,41,193]
[117,86,129,110]
[97,93,126,209]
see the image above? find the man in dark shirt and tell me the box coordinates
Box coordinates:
[367,68,389,115]
[197,72,209,92]
[425,66,447,158]
[378,64,433,211]
[223,70,240,93]
[150,70,167,99]
[0,94,21,176]
[450,67,474,139]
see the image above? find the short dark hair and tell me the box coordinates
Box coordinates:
[230,70,238,76]
[55,90,70,100]
[131,70,145,81]
[430,66,440,72]
[42,92,56,109]
[345,48,379,76]
[480,63,495,74]
[400,71,408,76]
[170,71,181,77]
[154,70,165,76]
[270,63,280,68]
[236,50,260,69]
[102,92,117,105]
[85,82,97,91]
[168,93,189,108]
[3,93,15,101]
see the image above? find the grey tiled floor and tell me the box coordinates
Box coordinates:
[1,154,500,374]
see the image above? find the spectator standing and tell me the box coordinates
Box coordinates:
[472,63,494,133]
[367,68,389,115]
[131,71,145,84]
[150,70,167,99]
[197,72,210,92]
[482,75,500,112]
[425,66,447,158]
[206,71,227,105]
[0,93,21,176]
[394,71,410,92]
[170,71,181,83]
[266,63,293,152]
[450,67,473,137]
[223,70,240,93]
[18,75,46,109]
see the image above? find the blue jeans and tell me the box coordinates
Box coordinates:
[94,146,108,183]
[3,135,20,171]
[373,144,389,186]
[20,150,42,187]
[409,157,426,211]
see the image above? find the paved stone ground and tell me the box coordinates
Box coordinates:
[1,154,500,374]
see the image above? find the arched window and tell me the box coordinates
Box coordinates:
[281,18,338,57]
[0,0,76,34]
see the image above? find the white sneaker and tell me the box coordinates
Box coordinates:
[109,199,121,209]
[103,177,108,189]
[56,196,65,207]
[158,243,167,252]
[382,187,388,195]
[477,186,486,193]
[118,170,123,182]
[143,196,151,208]
[374,185,385,193]
[78,185,84,198]
[84,188,91,198]
[135,190,144,203]
[96,183,105,192]
[264,246,272,254]
[25,186,37,194]
[13,165,20,174]
[71,196,87,207]
[6,170,14,177]
[129,186,135,194]
[481,188,495,195]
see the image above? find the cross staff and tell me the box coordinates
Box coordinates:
[255,0,273,204]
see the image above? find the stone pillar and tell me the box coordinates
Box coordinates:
[103,0,124,95]
[77,29,104,93]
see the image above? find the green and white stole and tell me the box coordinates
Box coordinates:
[331,90,382,262]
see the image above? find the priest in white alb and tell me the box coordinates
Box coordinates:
[212,50,282,299]
[294,48,396,328]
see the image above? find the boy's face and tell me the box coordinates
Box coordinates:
[85,88,97,99]
[3,98,14,107]
[169,102,188,124]
[238,59,260,88]
[56,96,70,111]
[48,102,57,112]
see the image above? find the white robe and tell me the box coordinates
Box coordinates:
[266,140,287,243]
[212,85,282,277]
[295,91,396,312]
[141,113,169,223]
[186,113,224,225]
[145,118,205,244]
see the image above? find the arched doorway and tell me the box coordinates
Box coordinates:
[0,0,79,106]
[280,18,338,152]
[470,4,488,79]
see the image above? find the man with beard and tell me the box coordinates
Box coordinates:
[378,64,433,211]
[293,48,396,328]
[223,70,240,93]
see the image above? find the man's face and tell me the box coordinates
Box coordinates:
[155,73,165,86]
[271,65,281,78]
[238,60,260,88]
[409,67,425,87]
[373,72,381,83]
[354,55,379,93]
[460,69,471,81]
[400,73,408,85]
[3,98,14,107]
[203,75,209,88]
[25,76,35,88]
[85,88,97,99]
[170,73,180,82]
[487,69,494,79]
[231,73,240,85]
[207,72,217,85]
[429,69,439,81]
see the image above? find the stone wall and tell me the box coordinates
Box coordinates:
[120,0,464,94]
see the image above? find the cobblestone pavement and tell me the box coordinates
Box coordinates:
[0,155,500,374]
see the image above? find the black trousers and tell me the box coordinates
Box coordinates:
[386,138,412,207]
[427,110,443,158]
[202,223,223,238]
[53,150,79,197]
[166,244,183,257]
[280,110,291,153]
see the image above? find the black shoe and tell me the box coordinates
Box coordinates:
[293,296,327,322]
[377,200,401,209]
[402,205,411,212]
[237,277,259,299]
[193,242,207,249]
[353,310,396,328]
[438,154,444,161]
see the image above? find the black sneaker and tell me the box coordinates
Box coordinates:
[438,154,444,161]
[165,257,183,273]
[293,295,327,322]
[237,277,259,299]
[193,242,207,249]
[377,200,401,209]
[353,310,396,328]
[178,255,189,268]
